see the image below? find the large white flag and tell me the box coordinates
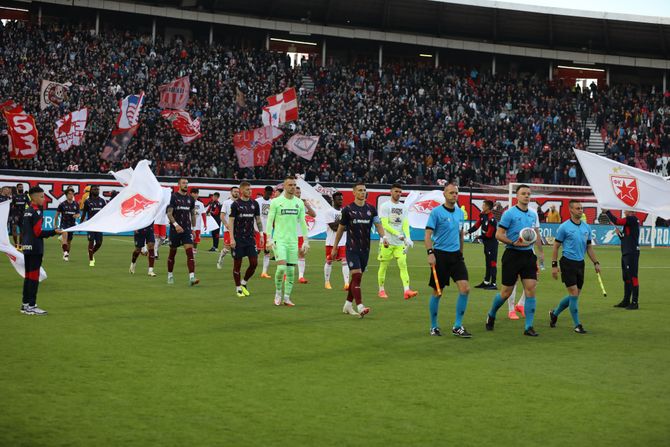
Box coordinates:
[0,201,47,281]
[575,149,670,219]
[296,178,335,237]
[66,160,171,233]
[404,190,445,229]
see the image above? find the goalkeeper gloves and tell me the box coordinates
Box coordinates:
[301,240,310,254]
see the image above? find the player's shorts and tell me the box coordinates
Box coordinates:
[255,232,267,251]
[232,243,258,260]
[169,229,194,248]
[134,227,156,248]
[9,213,21,228]
[326,245,346,262]
[274,241,299,265]
[223,232,231,246]
[61,224,75,242]
[621,251,640,281]
[429,249,469,289]
[501,248,537,286]
[346,249,370,272]
[153,224,167,238]
[378,244,405,261]
[87,232,103,245]
[298,236,304,250]
[560,257,585,289]
[194,230,201,244]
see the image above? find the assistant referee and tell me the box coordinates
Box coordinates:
[425,184,471,338]
[549,200,601,334]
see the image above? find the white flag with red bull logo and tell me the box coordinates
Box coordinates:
[296,178,335,237]
[65,160,171,233]
[404,190,445,228]
[575,149,670,219]
[0,201,47,281]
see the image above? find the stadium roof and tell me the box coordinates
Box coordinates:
[19,0,670,62]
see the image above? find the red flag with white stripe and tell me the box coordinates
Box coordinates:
[158,76,190,110]
[266,87,298,123]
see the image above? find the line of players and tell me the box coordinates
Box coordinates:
[7,179,641,328]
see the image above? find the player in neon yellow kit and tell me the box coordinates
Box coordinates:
[377,184,418,300]
[266,176,309,306]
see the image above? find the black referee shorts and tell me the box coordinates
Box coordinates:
[559,257,585,289]
[428,250,468,289]
[501,249,537,286]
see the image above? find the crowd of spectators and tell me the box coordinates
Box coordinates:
[1,20,668,186]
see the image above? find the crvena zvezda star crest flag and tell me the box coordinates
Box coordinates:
[575,149,670,219]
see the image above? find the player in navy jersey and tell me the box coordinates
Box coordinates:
[605,209,641,309]
[20,186,63,315]
[549,200,601,334]
[166,178,199,286]
[207,192,223,252]
[10,183,29,248]
[332,182,389,318]
[130,223,157,277]
[468,199,498,290]
[81,185,106,267]
[486,184,541,336]
[229,181,263,297]
[55,188,80,261]
[425,184,472,337]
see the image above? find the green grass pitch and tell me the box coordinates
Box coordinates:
[1,237,669,446]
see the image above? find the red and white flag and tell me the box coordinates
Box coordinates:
[0,201,47,281]
[266,87,298,124]
[261,103,283,127]
[160,109,202,144]
[233,126,283,168]
[3,111,39,159]
[54,108,88,152]
[116,92,144,131]
[158,76,190,110]
[0,100,23,115]
[40,79,71,110]
[285,134,319,161]
[575,149,670,219]
[404,190,445,229]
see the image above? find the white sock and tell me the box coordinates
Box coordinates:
[508,285,517,311]
[518,292,526,307]
[241,279,247,286]
[341,261,350,284]
[404,285,410,292]
[131,262,136,267]
[379,285,385,292]
[263,254,270,274]
[168,272,174,279]
[148,267,154,273]
[298,258,305,278]
[284,294,291,302]
[189,272,195,280]
[218,249,227,263]
[357,303,365,312]
[324,262,332,282]
[343,300,352,311]
[154,243,160,257]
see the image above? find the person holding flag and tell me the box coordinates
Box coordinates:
[605,209,641,309]
[20,186,63,315]
[377,184,418,300]
[266,176,309,306]
[130,224,157,277]
[467,199,498,290]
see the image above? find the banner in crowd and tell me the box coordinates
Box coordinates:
[296,178,334,237]
[233,126,283,168]
[158,76,190,110]
[0,201,48,281]
[1,173,668,246]
[64,161,170,233]
[54,108,88,152]
[285,134,319,161]
[40,80,70,110]
[3,111,39,159]
[575,149,670,219]
[115,92,144,132]
[160,110,202,144]
[0,100,23,115]
[261,103,282,127]
[100,127,138,162]
[266,87,298,124]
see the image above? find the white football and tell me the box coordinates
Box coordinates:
[519,227,537,244]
